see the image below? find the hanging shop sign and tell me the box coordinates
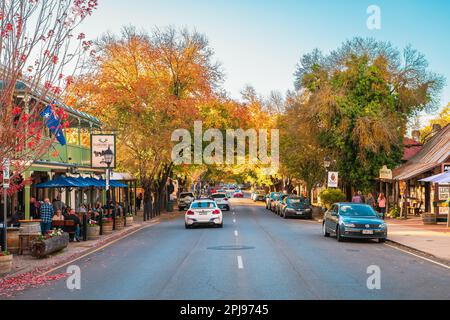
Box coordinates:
[90,134,116,169]
[379,165,393,180]
[328,172,339,188]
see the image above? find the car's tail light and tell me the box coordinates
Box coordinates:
[186,210,195,215]
[224,198,228,201]
[212,209,220,214]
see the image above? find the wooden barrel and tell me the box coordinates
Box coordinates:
[423,213,437,225]
[7,228,20,254]
[20,221,41,234]
[115,218,124,230]
[125,216,133,226]
[102,221,113,235]
[87,226,100,240]
[0,254,13,274]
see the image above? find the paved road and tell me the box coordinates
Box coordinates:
[12,197,450,300]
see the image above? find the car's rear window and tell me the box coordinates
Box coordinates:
[191,202,217,209]
[287,197,309,204]
[211,194,226,199]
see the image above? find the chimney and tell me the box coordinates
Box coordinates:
[432,124,442,134]
[411,130,420,143]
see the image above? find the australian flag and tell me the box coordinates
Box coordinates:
[40,105,66,146]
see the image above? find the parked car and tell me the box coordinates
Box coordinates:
[265,192,281,210]
[274,194,288,215]
[178,192,195,211]
[211,193,231,211]
[252,190,266,202]
[185,199,223,229]
[322,203,387,242]
[279,196,312,219]
[233,189,244,198]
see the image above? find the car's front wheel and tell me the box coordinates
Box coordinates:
[378,238,386,243]
[322,222,330,237]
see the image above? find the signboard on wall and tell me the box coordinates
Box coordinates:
[438,186,450,201]
[90,134,116,169]
[443,164,450,172]
[328,172,338,188]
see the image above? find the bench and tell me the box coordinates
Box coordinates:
[52,220,76,240]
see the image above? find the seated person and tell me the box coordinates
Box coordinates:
[52,209,65,221]
[65,209,81,242]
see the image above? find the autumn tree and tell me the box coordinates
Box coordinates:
[72,26,222,218]
[420,103,450,142]
[0,0,97,194]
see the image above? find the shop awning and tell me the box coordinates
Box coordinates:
[36,176,90,188]
[419,172,450,184]
[36,177,128,188]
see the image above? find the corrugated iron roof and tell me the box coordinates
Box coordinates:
[393,124,450,180]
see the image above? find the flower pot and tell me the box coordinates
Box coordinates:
[87,226,100,240]
[422,213,437,225]
[115,217,124,230]
[0,254,13,274]
[102,220,113,235]
[125,216,133,226]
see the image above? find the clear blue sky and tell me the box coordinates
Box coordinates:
[84,0,450,122]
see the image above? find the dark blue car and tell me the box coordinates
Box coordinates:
[322,203,387,243]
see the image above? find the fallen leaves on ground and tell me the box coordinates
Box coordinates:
[0,269,68,298]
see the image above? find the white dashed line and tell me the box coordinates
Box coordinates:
[233,218,236,223]
[237,256,244,269]
[234,230,238,237]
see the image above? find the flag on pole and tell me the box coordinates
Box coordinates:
[40,105,66,146]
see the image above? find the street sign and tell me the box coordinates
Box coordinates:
[379,165,392,180]
[328,172,338,188]
[2,158,10,189]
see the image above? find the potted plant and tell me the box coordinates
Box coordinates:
[125,213,134,226]
[102,217,113,234]
[87,220,100,240]
[0,251,13,275]
[31,228,69,258]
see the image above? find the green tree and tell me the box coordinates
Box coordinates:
[294,38,444,194]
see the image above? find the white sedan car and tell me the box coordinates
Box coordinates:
[185,199,223,229]
[210,193,231,211]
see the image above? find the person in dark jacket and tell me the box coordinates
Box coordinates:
[65,209,81,242]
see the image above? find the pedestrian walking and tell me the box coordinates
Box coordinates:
[136,193,143,210]
[358,191,365,204]
[366,192,376,208]
[351,191,362,203]
[39,198,54,235]
[378,192,386,219]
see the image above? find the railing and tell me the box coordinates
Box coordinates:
[40,141,91,166]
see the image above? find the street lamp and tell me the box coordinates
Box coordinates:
[323,156,331,189]
[102,146,114,234]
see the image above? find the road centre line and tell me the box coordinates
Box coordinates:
[234,230,238,237]
[237,256,244,269]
